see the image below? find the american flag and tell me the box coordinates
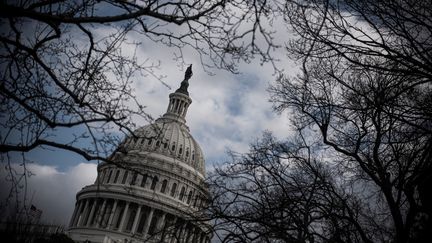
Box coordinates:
[29,204,42,223]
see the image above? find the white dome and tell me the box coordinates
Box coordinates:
[121,118,205,175]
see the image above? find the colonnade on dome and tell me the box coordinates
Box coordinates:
[69,197,209,243]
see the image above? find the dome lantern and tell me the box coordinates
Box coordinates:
[161,64,193,124]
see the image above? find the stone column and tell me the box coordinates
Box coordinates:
[193,230,199,243]
[118,201,130,232]
[118,170,124,184]
[96,199,107,227]
[71,200,80,227]
[197,232,203,243]
[158,212,167,233]
[142,208,155,239]
[86,200,97,227]
[69,200,80,227]
[77,199,90,226]
[201,232,208,243]
[177,223,187,243]
[167,216,178,243]
[183,225,191,243]
[158,213,166,229]
[107,200,118,229]
[171,219,181,243]
[131,205,142,234]
[189,227,196,243]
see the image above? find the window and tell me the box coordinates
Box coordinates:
[82,199,95,226]
[175,100,179,110]
[160,180,168,193]
[179,187,186,201]
[156,140,160,147]
[131,172,138,186]
[114,170,120,183]
[164,140,168,149]
[170,100,175,111]
[101,200,113,228]
[179,146,183,154]
[122,171,129,184]
[147,139,152,146]
[171,143,176,151]
[170,183,177,197]
[164,214,176,229]
[150,176,158,190]
[125,204,138,232]
[114,202,125,229]
[90,199,102,226]
[148,210,161,236]
[187,190,193,204]
[141,174,147,187]
[136,209,147,234]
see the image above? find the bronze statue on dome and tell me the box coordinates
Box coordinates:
[176,64,193,95]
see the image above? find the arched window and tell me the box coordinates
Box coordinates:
[130,172,138,185]
[150,176,158,190]
[171,143,176,151]
[170,183,177,197]
[141,174,148,187]
[187,190,193,204]
[122,171,129,184]
[179,146,183,154]
[160,179,168,193]
[156,140,160,147]
[114,170,120,183]
[147,139,152,146]
[164,140,168,149]
[179,187,186,201]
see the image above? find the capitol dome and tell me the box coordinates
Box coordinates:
[67,65,211,243]
[120,111,205,176]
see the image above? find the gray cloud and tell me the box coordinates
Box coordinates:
[0,162,97,225]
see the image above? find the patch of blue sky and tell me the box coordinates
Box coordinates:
[5,122,122,172]
[225,73,261,115]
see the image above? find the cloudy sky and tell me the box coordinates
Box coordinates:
[1,21,297,225]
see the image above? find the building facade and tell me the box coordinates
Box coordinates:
[68,66,211,243]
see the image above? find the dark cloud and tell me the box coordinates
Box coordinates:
[0,163,97,225]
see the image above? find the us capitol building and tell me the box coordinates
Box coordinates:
[67,66,211,243]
